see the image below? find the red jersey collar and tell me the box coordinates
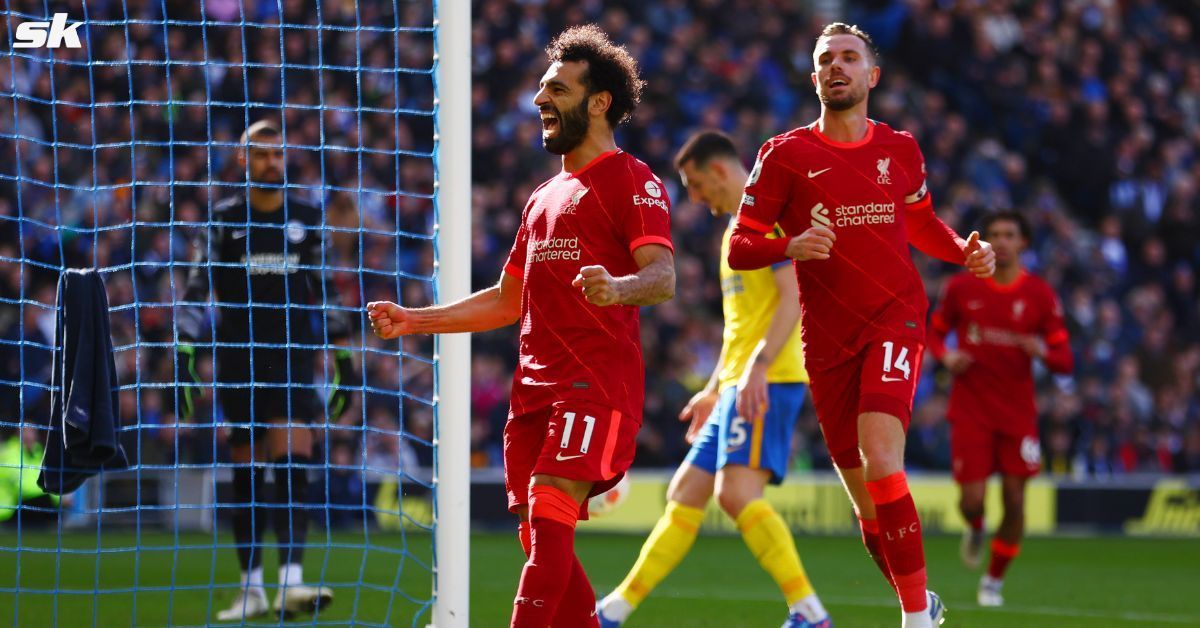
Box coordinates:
[565,149,621,177]
[985,269,1028,293]
[811,119,876,148]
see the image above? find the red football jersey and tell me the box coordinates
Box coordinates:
[733,120,960,372]
[503,150,673,422]
[929,270,1072,434]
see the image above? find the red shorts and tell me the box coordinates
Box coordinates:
[809,338,924,469]
[951,419,1041,483]
[503,400,639,518]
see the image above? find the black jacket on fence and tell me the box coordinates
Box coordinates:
[37,269,128,495]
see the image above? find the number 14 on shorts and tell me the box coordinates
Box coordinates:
[881,340,911,382]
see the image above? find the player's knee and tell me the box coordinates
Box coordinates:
[858,441,902,477]
[666,473,712,510]
[959,495,984,519]
[715,466,769,517]
[715,485,750,518]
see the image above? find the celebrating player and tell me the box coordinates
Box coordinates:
[727,23,996,628]
[367,25,674,627]
[928,210,1072,607]
[597,131,829,628]
[179,120,357,621]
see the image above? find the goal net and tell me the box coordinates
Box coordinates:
[0,0,469,625]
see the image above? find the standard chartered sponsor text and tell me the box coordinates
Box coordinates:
[834,201,896,227]
[530,237,581,262]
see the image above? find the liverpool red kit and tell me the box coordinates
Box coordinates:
[729,120,967,468]
[502,149,673,512]
[929,270,1073,481]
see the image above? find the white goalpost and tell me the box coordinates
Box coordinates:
[432,1,472,626]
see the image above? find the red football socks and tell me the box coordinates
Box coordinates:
[969,516,984,532]
[988,538,1020,580]
[511,485,585,627]
[866,472,928,613]
[552,554,599,627]
[858,516,896,592]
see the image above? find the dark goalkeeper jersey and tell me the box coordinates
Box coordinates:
[179,193,348,349]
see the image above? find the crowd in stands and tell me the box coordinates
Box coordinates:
[468,0,1200,476]
[1,0,1198,483]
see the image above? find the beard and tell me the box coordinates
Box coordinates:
[818,84,867,111]
[250,168,284,185]
[542,97,590,155]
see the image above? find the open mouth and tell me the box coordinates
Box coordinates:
[540,110,559,133]
[828,76,849,88]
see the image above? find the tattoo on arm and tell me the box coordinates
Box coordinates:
[615,252,675,306]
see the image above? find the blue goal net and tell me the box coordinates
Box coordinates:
[0,1,443,625]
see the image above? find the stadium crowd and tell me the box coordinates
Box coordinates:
[1,0,1198,485]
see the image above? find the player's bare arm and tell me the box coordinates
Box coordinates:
[736,265,801,421]
[367,271,522,338]
[784,226,837,262]
[572,244,675,306]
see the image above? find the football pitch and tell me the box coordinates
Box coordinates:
[1,531,1197,627]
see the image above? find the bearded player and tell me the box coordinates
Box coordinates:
[928,210,1072,607]
[728,23,995,627]
[597,131,830,628]
[368,25,674,627]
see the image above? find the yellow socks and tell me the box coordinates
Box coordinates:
[736,498,815,605]
[612,501,705,608]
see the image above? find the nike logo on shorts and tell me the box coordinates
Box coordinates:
[881,375,907,382]
[555,452,585,461]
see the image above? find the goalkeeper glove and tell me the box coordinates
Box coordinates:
[177,344,204,420]
[327,348,360,421]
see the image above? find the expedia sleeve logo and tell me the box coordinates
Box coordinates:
[633,179,668,212]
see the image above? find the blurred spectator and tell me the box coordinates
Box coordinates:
[906,395,952,472]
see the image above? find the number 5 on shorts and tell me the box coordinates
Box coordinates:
[560,411,596,454]
[881,340,911,381]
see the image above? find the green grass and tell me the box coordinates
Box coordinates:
[1,530,1197,626]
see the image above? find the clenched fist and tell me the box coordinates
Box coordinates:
[785,226,837,261]
[366,301,413,339]
[572,265,620,306]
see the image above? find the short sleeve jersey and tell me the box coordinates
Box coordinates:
[736,120,932,372]
[503,150,673,422]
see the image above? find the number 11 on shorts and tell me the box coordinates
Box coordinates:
[560,411,596,454]
[882,340,911,381]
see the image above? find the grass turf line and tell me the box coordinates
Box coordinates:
[0,531,1196,626]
